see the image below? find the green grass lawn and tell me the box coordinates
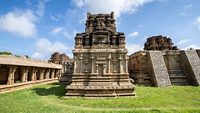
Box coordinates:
[0,83,199,113]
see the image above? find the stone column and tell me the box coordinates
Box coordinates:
[55,69,60,78]
[107,54,111,74]
[31,67,37,81]
[103,65,106,74]
[96,65,98,74]
[73,57,77,74]
[79,54,83,73]
[51,69,55,78]
[7,66,17,85]
[45,69,50,79]
[119,55,123,74]
[125,55,129,73]
[90,56,95,74]
[21,67,28,82]
[39,68,45,80]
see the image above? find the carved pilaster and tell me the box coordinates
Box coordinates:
[73,57,77,74]
[90,56,95,74]
[125,55,129,73]
[119,55,123,74]
[107,54,111,74]
[79,54,83,73]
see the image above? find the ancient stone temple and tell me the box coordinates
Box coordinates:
[144,35,178,50]
[49,52,69,64]
[66,12,135,97]
[129,35,200,86]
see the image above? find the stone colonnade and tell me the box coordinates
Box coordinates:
[0,65,61,85]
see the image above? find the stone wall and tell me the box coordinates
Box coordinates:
[147,51,171,87]
[180,50,200,86]
[129,50,200,86]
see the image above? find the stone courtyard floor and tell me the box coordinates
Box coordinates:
[0,82,199,113]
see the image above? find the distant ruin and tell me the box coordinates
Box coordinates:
[129,36,200,86]
[144,35,178,50]
[49,52,69,64]
[65,12,135,97]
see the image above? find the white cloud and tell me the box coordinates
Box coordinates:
[183,4,192,9]
[73,0,154,18]
[184,44,200,50]
[64,30,77,39]
[50,14,61,21]
[195,17,200,30]
[127,31,139,38]
[36,0,45,17]
[126,43,143,54]
[0,9,37,37]
[177,39,191,46]
[31,38,71,60]
[74,0,85,7]
[179,12,187,16]
[50,27,64,34]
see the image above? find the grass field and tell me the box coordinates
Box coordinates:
[0,83,199,113]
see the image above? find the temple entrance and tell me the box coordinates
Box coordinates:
[98,64,103,76]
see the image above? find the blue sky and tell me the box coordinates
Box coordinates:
[0,0,200,60]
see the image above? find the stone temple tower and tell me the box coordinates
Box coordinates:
[66,12,135,97]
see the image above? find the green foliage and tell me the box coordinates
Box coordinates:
[0,51,12,55]
[0,83,199,113]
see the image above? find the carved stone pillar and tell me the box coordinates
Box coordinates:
[103,65,106,74]
[51,69,55,78]
[79,54,83,73]
[39,69,45,80]
[125,55,129,73]
[55,69,60,78]
[21,67,28,82]
[7,66,17,85]
[74,57,77,74]
[31,68,37,81]
[45,69,50,79]
[90,56,95,74]
[107,54,111,74]
[96,65,98,74]
[119,55,123,74]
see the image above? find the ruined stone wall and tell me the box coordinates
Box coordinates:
[163,51,189,85]
[180,50,200,86]
[129,50,200,86]
[128,51,152,86]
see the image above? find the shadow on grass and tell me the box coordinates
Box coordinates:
[31,83,66,98]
